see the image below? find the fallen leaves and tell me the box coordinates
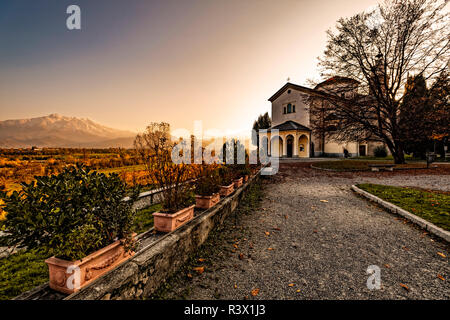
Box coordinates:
[238,253,244,260]
[288,283,295,287]
[267,247,274,251]
[284,214,288,219]
[198,258,206,263]
[437,252,447,258]
[265,231,270,236]
[187,273,193,279]
[399,283,410,292]
[437,274,445,281]
[384,264,391,268]
[273,227,281,231]
[296,289,301,293]
[193,266,205,274]
[251,288,260,296]
[320,200,329,203]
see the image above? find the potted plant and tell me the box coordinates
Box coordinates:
[135,122,195,233]
[194,166,221,209]
[218,166,234,197]
[241,166,252,182]
[0,165,140,294]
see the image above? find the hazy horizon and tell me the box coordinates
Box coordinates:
[0,0,379,136]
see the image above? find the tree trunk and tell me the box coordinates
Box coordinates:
[384,138,406,164]
[391,144,406,164]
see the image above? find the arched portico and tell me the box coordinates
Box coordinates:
[259,120,311,158]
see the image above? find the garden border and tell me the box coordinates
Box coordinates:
[14,167,264,300]
[351,184,450,243]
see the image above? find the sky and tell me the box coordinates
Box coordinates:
[0,0,380,137]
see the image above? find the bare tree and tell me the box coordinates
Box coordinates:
[310,0,449,163]
[134,122,192,212]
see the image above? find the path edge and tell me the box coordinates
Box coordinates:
[351,184,450,243]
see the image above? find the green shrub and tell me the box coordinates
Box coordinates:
[373,146,388,157]
[0,165,139,261]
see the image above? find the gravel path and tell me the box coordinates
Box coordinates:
[152,163,449,300]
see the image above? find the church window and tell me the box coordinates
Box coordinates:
[293,105,296,113]
[287,90,291,94]
[283,107,286,114]
[287,103,292,113]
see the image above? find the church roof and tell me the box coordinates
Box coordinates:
[314,76,359,89]
[269,120,311,132]
[268,82,318,102]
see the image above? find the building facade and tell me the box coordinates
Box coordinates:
[260,77,387,158]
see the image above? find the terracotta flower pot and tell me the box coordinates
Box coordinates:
[195,193,220,209]
[46,238,135,294]
[233,177,243,188]
[153,204,195,233]
[219,183,235,197]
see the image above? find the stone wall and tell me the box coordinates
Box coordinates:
[64,173,260,300]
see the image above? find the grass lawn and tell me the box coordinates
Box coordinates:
[0,249,48,300]
[314,160,427,171]
[0,204,160,300]
[357,183,450,231]
[133,203,160,234]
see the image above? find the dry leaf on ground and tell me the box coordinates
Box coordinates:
[320,200,329,203]
[193,267,205,274]
[437,274,445,281]
[437,252,446,258]
[288,283,295,287]
[399,283,410,292]
[251,288,260,296]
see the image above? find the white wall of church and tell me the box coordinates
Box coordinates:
[324,141,358,156]
[271,89,310,127]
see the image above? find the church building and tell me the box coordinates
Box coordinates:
[260,76,386,158]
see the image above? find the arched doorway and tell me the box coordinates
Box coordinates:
[270,136,283,157]
[298,135,309,157]
[286,135,294,157]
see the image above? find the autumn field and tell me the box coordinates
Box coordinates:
[0,148,150,194]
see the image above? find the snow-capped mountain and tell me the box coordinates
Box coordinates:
[0,114,136,148]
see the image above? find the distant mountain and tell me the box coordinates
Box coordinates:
[0,114,136,148]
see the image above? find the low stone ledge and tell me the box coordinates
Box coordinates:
[351,185,450,243]
[63,172,260,300]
